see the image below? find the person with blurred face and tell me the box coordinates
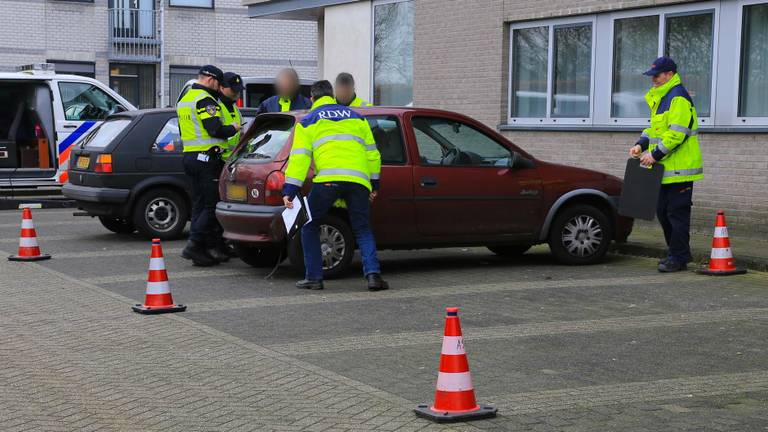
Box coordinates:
[628,56,704,273]
[257,68,311,113]
[334,72,371,107]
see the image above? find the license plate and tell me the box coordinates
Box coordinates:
[226,184,247,201]
[76,156,90,169]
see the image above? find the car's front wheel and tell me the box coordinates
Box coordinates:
[132,188,189,240]
[98,216,135,234]
[548,204,612,265]
[287,214,354,279]
[235,243,283,268]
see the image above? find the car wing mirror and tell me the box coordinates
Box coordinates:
[507,151,534,169]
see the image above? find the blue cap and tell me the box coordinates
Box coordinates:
[198,65,224,82]
[643,57,677,76]
[222,72,244,93]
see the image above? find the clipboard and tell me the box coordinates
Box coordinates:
[282,195,313,239]
[618,158,664,220]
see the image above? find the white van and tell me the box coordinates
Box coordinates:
[0,64,135,187]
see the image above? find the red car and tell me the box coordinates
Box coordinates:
[216,107,633,277]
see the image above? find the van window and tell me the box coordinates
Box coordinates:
[80,119,132,149]
[152,118,182,153]
[59,82,122,121]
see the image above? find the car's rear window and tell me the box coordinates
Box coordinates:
[232,116,295,162]
[80,118,132,149]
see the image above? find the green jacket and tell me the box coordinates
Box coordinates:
[640,73,704,184]
[284,96,381,192]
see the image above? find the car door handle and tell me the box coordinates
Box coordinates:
[420,177,438,187]
[63,124,78,129]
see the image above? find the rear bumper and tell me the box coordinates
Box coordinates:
[215,201,285,244]
[63,183,130,203]
[62,183,131,218]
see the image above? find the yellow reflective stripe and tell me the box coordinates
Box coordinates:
[641,131,649,138]
[311,134,366,150]
[365,144,377,151]
[657,142,671,155]
[291,148,312,156]
[663,168,703,178]
[285,177,304,187]
[370,173,380,180]
[316,168,369,181]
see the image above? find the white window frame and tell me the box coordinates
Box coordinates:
[506,1,768,129]
[729,0,768,126]
[507,15,597,126]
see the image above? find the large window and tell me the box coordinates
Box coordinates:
[507,1,768,128]
[739,2,768,118]
[509,18,594,124]
[109,63,155,109]
[373,0,413,106]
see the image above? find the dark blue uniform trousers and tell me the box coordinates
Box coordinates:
[656,181,693,264]
[183,152,224,248]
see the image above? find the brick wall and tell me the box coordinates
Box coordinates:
[414,0,768,237]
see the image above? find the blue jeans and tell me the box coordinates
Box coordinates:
[657,181,693,264]
[301,182,381,281]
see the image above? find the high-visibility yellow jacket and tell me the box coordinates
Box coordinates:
[346,95,372,107]
[640,73,704,184]
[177,87,227,153]
[219,100,242,159]
[284,96,381,192]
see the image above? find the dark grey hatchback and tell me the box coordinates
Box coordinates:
[63,108,257,239]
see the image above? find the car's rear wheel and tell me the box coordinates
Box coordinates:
[98,216,135,234]
[548,204,612,265]
[287,214,354,279]
[132,188,188,240]
[487,245,531,257]
[234,243,283,268]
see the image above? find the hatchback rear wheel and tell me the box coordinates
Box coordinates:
[548,204,612,265]
[132,188,188,240]
[287,214,354,279]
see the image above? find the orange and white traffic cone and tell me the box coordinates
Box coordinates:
[132,238,186,314]
[698,210,746,276]
[8,208,51,262]
[415,307,497,422]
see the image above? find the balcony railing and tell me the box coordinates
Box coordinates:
[108,7,161,63]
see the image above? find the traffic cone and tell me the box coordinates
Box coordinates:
[698,210,746,276]
[8,208,51,261]
[415,307,497,422]
[132,238,186,314]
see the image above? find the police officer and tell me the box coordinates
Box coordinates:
[219,72,244,160]
[257,68,311,113]
[334,72,371,107]
[282,80,388,291]
[177,65,241,266]
[629,57,704,273]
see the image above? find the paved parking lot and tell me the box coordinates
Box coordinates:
[1,208,768,431]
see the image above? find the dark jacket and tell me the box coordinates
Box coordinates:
[257,94,312,114]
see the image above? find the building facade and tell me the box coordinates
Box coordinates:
[246,0,768,238]
[0,0,318,108]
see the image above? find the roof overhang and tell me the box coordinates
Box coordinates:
[244,0,362,20]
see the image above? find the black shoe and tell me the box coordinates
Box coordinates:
[222,243,238,258]
[181,242,218,267]
[658,261,687,273]
[296,279,324,290]
[366,273,389,291]
[658,257,669,265]
[207,247,230,263]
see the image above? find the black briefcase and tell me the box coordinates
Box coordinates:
[618,158,664,220]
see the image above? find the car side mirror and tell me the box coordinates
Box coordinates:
[507,151,534,169]
[114,105,128,114]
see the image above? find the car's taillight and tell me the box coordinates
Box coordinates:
[237,97,243,108]
[264,170,285,206]
[94,154,113,173]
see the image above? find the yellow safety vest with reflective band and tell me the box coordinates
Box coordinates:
[219,101,242,159]
[177,88,227,153]
[348,96,372,107]
[641,73,704,184]
[285,96,381,191]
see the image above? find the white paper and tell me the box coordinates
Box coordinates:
[303,196,313,223]
[282,196,303,233]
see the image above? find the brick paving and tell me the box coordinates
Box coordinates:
[1,208,768,431]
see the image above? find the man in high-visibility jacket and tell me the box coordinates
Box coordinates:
[219,72,244,160]
[256,68,311,113]
[282,80,387,291]
[177,65,241,267]
[335,72,372,107]
[629,57,704,273]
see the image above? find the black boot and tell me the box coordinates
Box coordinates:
[366,273,389,291]
[658,260,687,273]
[181,241,218,267]
[296,279,324,290]
[207,247,230,263]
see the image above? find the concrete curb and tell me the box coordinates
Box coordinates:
[611,242,768,273]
